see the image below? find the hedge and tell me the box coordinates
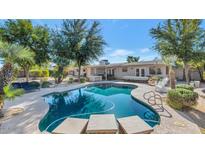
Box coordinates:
[167,88,198,110]
[41,81,52,88]
[29,69,49,77]
[176,84,194,91]
[80,78,86,83]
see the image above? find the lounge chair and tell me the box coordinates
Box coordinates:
[52,118,88,134]
[86,114,118,134]
[155,77,169,93]
[117,116,154,134]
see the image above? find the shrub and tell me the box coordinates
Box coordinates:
[41,70,49,77]
[68,77,74,83]
[80,78,86,83]
[29,81,40,89]
[3,85,24,100]
[203,72,205,80]
[176,84,194,91]
[41,81,52,88]
[167,88,198,110]
[29,70,42,77]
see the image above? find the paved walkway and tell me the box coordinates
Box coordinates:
[131,84,201,134]
[0,81,202,134]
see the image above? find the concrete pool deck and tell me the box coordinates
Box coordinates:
[0,81,202,134]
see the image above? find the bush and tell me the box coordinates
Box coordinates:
[167,88,198,110]
[41,70,49,77]
[203,72,205,80]
[68,77,74,84]
[80,78,86,83]
[41,81,52,88]
[29,81,40,89]
[3,85,24,100]
[176,84,194,91]
[29,69,49,77]
[29,70,42,77]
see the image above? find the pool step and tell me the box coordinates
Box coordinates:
[51,114,153,134]
[117,115,154,134]
[86,114,118,134]
[52,118,88,134]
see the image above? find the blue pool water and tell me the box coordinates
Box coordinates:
[39,83,160,132]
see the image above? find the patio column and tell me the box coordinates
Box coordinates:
[105,68,108,80]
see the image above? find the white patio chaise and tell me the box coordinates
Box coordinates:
[117,115,154,134]
[88,75,102,82]
[52,118,88,134]
[155,77,169,93]
[86,114,118,134]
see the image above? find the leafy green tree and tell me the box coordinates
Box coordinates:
[189,51,205,81]
[127,56,140,63]
[150,19,205,83]
[0,19,50,65]
[50,29,71,83]
[62,19,106,82]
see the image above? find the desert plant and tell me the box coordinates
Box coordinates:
[29,81,40,89]
[80,78,86,83]
[3,85,24,100]
[41,81,52,88]
[176,84,194,91]
[68,77,74,84]
[167,88,198,110]
[42,69,49,77]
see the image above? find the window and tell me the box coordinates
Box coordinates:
[136,69,140,76]
[122,67,128,72]
[156,68,162,74]
[141,69,145,77]
[149,67,156,75]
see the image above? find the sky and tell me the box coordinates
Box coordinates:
[1,19,205,66]
[31,19,164,63]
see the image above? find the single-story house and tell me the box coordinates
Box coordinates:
[71,59,202,81]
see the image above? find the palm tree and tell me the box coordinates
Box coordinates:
[162,55,177,89]
[0,41,29,117]
[62,20,106,82]
[16,48,35,82]
[150,19,205,83]
[0,42,35,82]
[127,56,140,63]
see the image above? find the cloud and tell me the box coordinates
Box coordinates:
[140,48,150,53]
[110,49,134,57]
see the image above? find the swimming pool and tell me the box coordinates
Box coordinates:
[39,83,160,132]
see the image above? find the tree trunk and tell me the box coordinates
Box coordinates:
[184,63,190,84]
[196,66,203,82]
[57,66,64,84]
[169,68,176,89]
[183,68,186,81]
[0,95,4,118]
[78,65,81,83]
[25,68,30,82]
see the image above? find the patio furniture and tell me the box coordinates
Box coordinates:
[117,115,154,134]
[194,81,200,88]
[52,118,88,134]
[88,75,102,82]
[86,114,118,134]
[155,77,169,93]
